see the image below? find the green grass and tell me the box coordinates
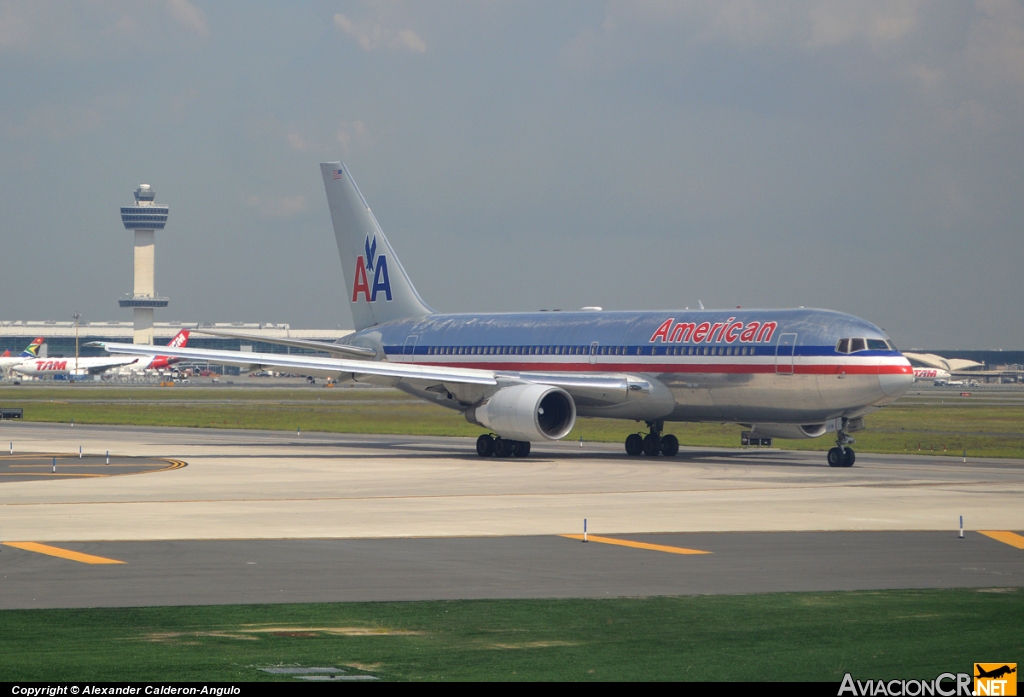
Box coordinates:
[0,589,1020,681]
[2,385,1023,458]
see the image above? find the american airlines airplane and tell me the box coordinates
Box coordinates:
[94,162,913,467]
[15,329,189,378]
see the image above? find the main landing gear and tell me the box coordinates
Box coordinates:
[827,427,856,468]
[476,434,531,458]
[625,421,679,457]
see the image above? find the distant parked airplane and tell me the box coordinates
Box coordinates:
[912,367,951,382]
[14,329,189,378]
[0,337,45,374]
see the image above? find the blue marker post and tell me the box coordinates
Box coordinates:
[52,457,56,474]
[9,441,12,455]
[583,518,588,543]
[960,515,964,539]
[79,445,82,459]
[106,450,110,465]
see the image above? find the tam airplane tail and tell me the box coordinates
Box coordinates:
[147,330,190,370]
[167,329,190,349]
[320,162,432,331]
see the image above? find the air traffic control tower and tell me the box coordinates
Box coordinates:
[119,184,169,344]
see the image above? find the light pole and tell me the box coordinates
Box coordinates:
[73,312,80,380]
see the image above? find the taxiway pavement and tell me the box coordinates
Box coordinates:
[1,422,1021,541]
[0,422,1021,609]
[2,531,1021,609]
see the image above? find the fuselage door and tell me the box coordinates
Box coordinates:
[775,333,797,375]
[590,341,599,365]
[403,334,418,364]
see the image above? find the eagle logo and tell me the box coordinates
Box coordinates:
[365,236,377,272]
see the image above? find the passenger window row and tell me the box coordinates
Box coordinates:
[427,345,602,356]
[660,346,752,356]
[422,345,754,357]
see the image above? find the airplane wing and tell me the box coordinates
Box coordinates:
[88,342,649,406]
[191,328,376,359]
[88,342,498,386]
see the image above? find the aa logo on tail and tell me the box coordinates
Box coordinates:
[352,235,392,302]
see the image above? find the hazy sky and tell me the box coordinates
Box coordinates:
[1,1,1022,348]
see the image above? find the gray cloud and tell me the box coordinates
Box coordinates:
[334,11,426,53]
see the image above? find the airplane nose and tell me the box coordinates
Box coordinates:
[879,358,914,397]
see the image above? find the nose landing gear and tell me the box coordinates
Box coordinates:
[827,426,856,467]
[625,422,679,457]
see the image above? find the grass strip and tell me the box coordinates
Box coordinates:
[3,386,1023,458]
[0,589,1020,681]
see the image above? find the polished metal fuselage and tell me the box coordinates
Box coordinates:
[349,307,913,428]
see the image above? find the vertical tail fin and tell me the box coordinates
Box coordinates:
[167,329,190,348]
[320,162,432,331]
[21,337,45,357]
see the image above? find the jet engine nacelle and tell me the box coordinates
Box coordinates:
[466,384,576,442]
[750,423,828,440]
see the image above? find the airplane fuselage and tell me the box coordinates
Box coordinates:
[348,307,913,426]
[12,356,138,377]
[912,367,951,382]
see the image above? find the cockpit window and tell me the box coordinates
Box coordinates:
[837,337,895,354]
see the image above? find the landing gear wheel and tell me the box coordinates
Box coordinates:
[476,434,495,457]
[493,438,514,458]
[512,441,531,458]
[642,433,662,457]
[661,434,679,457]
[827,447,844,467]
[625,433,644,456]
[843,448,855,467]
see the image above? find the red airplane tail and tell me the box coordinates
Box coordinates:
[148,329,190,370]
[167,329,190,349]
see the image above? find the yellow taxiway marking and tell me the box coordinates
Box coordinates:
[561,534,710,555]
[0,459,185,478]
[2,542,125,565]
[978,530,1024,549]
